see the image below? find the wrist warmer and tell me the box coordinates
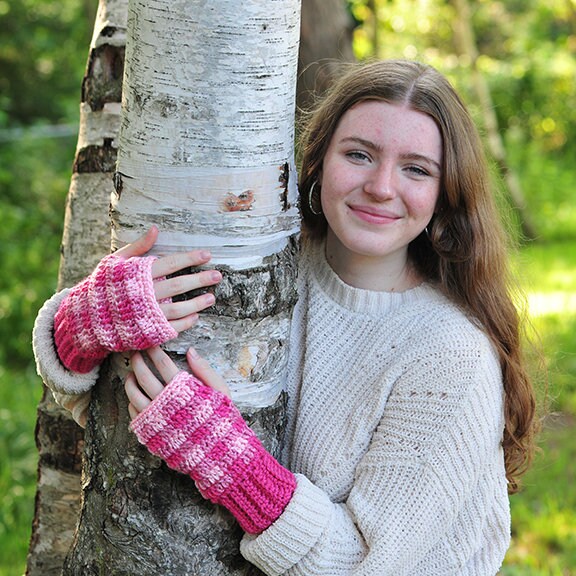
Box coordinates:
[54,254,177,373]
[130,371,297,534]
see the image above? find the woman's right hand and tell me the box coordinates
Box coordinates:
[116,226,222,334]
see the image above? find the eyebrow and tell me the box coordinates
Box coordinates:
[339,136,442,172]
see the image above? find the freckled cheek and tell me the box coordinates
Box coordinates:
[319,176,350,206]
[405,187,439,217]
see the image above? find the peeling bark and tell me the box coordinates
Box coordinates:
[83,44,125,111]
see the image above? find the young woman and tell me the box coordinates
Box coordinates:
[33,60,537,574]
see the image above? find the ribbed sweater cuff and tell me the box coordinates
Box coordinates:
[240,474,333,575]
[32,289,101,394]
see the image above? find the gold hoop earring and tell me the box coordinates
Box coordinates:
[308,181,322,216]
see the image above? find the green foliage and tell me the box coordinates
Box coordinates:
[0,133,73,575]
[0,127,74,576]
[507,142,576,242]
[0,135,75,369]
[0,0,95,127]
[476,0,576,157]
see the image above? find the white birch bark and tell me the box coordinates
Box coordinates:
[27,3,129,574]
[60,0,129,286]
[111,0,301,408]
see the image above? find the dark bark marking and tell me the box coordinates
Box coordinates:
[113,171,125,198]
[82,44,125,111]
[73,139,118,174]
[278,162,291,211]
[170,237,299,319]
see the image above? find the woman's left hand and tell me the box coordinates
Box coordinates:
[125,346,231,420]
[126,345,296,535]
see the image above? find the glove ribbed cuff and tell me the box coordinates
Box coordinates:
[216,446,298,534]
[130,371,296,534]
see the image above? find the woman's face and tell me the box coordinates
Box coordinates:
[319,100,442,287]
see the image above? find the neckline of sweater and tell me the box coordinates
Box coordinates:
[307,240,442,316]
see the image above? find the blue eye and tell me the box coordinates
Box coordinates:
[406,165,429,177]
[346,151,370,161]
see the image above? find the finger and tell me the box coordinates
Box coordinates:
[186,347,231,398]
[128,402,140,420]
[167,313,199,334]
[159,293,215,320]
[151,250,217,279]
[146,346,180,384]
[124,372,153,414]
[130,351,166,401]
[153,269,222,302]
[115,226,158,259]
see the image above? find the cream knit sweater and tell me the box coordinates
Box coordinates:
[240,241,510,575]
[32,241,510,575]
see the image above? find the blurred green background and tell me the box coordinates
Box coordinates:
[1,0,574,574]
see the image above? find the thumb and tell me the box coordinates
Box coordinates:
[115,226,159,259]
[186,347,231,398]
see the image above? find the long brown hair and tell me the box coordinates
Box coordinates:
[298,59,538,493]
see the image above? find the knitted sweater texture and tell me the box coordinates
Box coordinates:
[240,242,510,575]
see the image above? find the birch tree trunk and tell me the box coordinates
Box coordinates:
[451,0,537,240]
[297,0,355,110]
[63,1,301,574]
[27,2,128,574]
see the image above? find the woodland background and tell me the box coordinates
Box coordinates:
[0,0,575,574]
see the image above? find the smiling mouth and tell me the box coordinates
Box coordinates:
[349,205,400,224]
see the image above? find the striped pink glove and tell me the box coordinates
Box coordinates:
[54,254,177,373]
[130,371,297,534]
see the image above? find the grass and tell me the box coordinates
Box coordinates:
[502,241,576,575]
[0,366,43,575]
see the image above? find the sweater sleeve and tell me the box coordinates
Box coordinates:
[32,289,99,427]
[240,333,509,575]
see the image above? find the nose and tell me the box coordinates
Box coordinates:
[363,163,397,200]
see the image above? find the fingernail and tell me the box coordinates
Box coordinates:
[188,347,199,359]
[211,271,222,282]
[205,293,216,305]
[200,250,211,260]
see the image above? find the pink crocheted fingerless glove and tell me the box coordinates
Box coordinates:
[54,254,177,373]
[130,372,297,534]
